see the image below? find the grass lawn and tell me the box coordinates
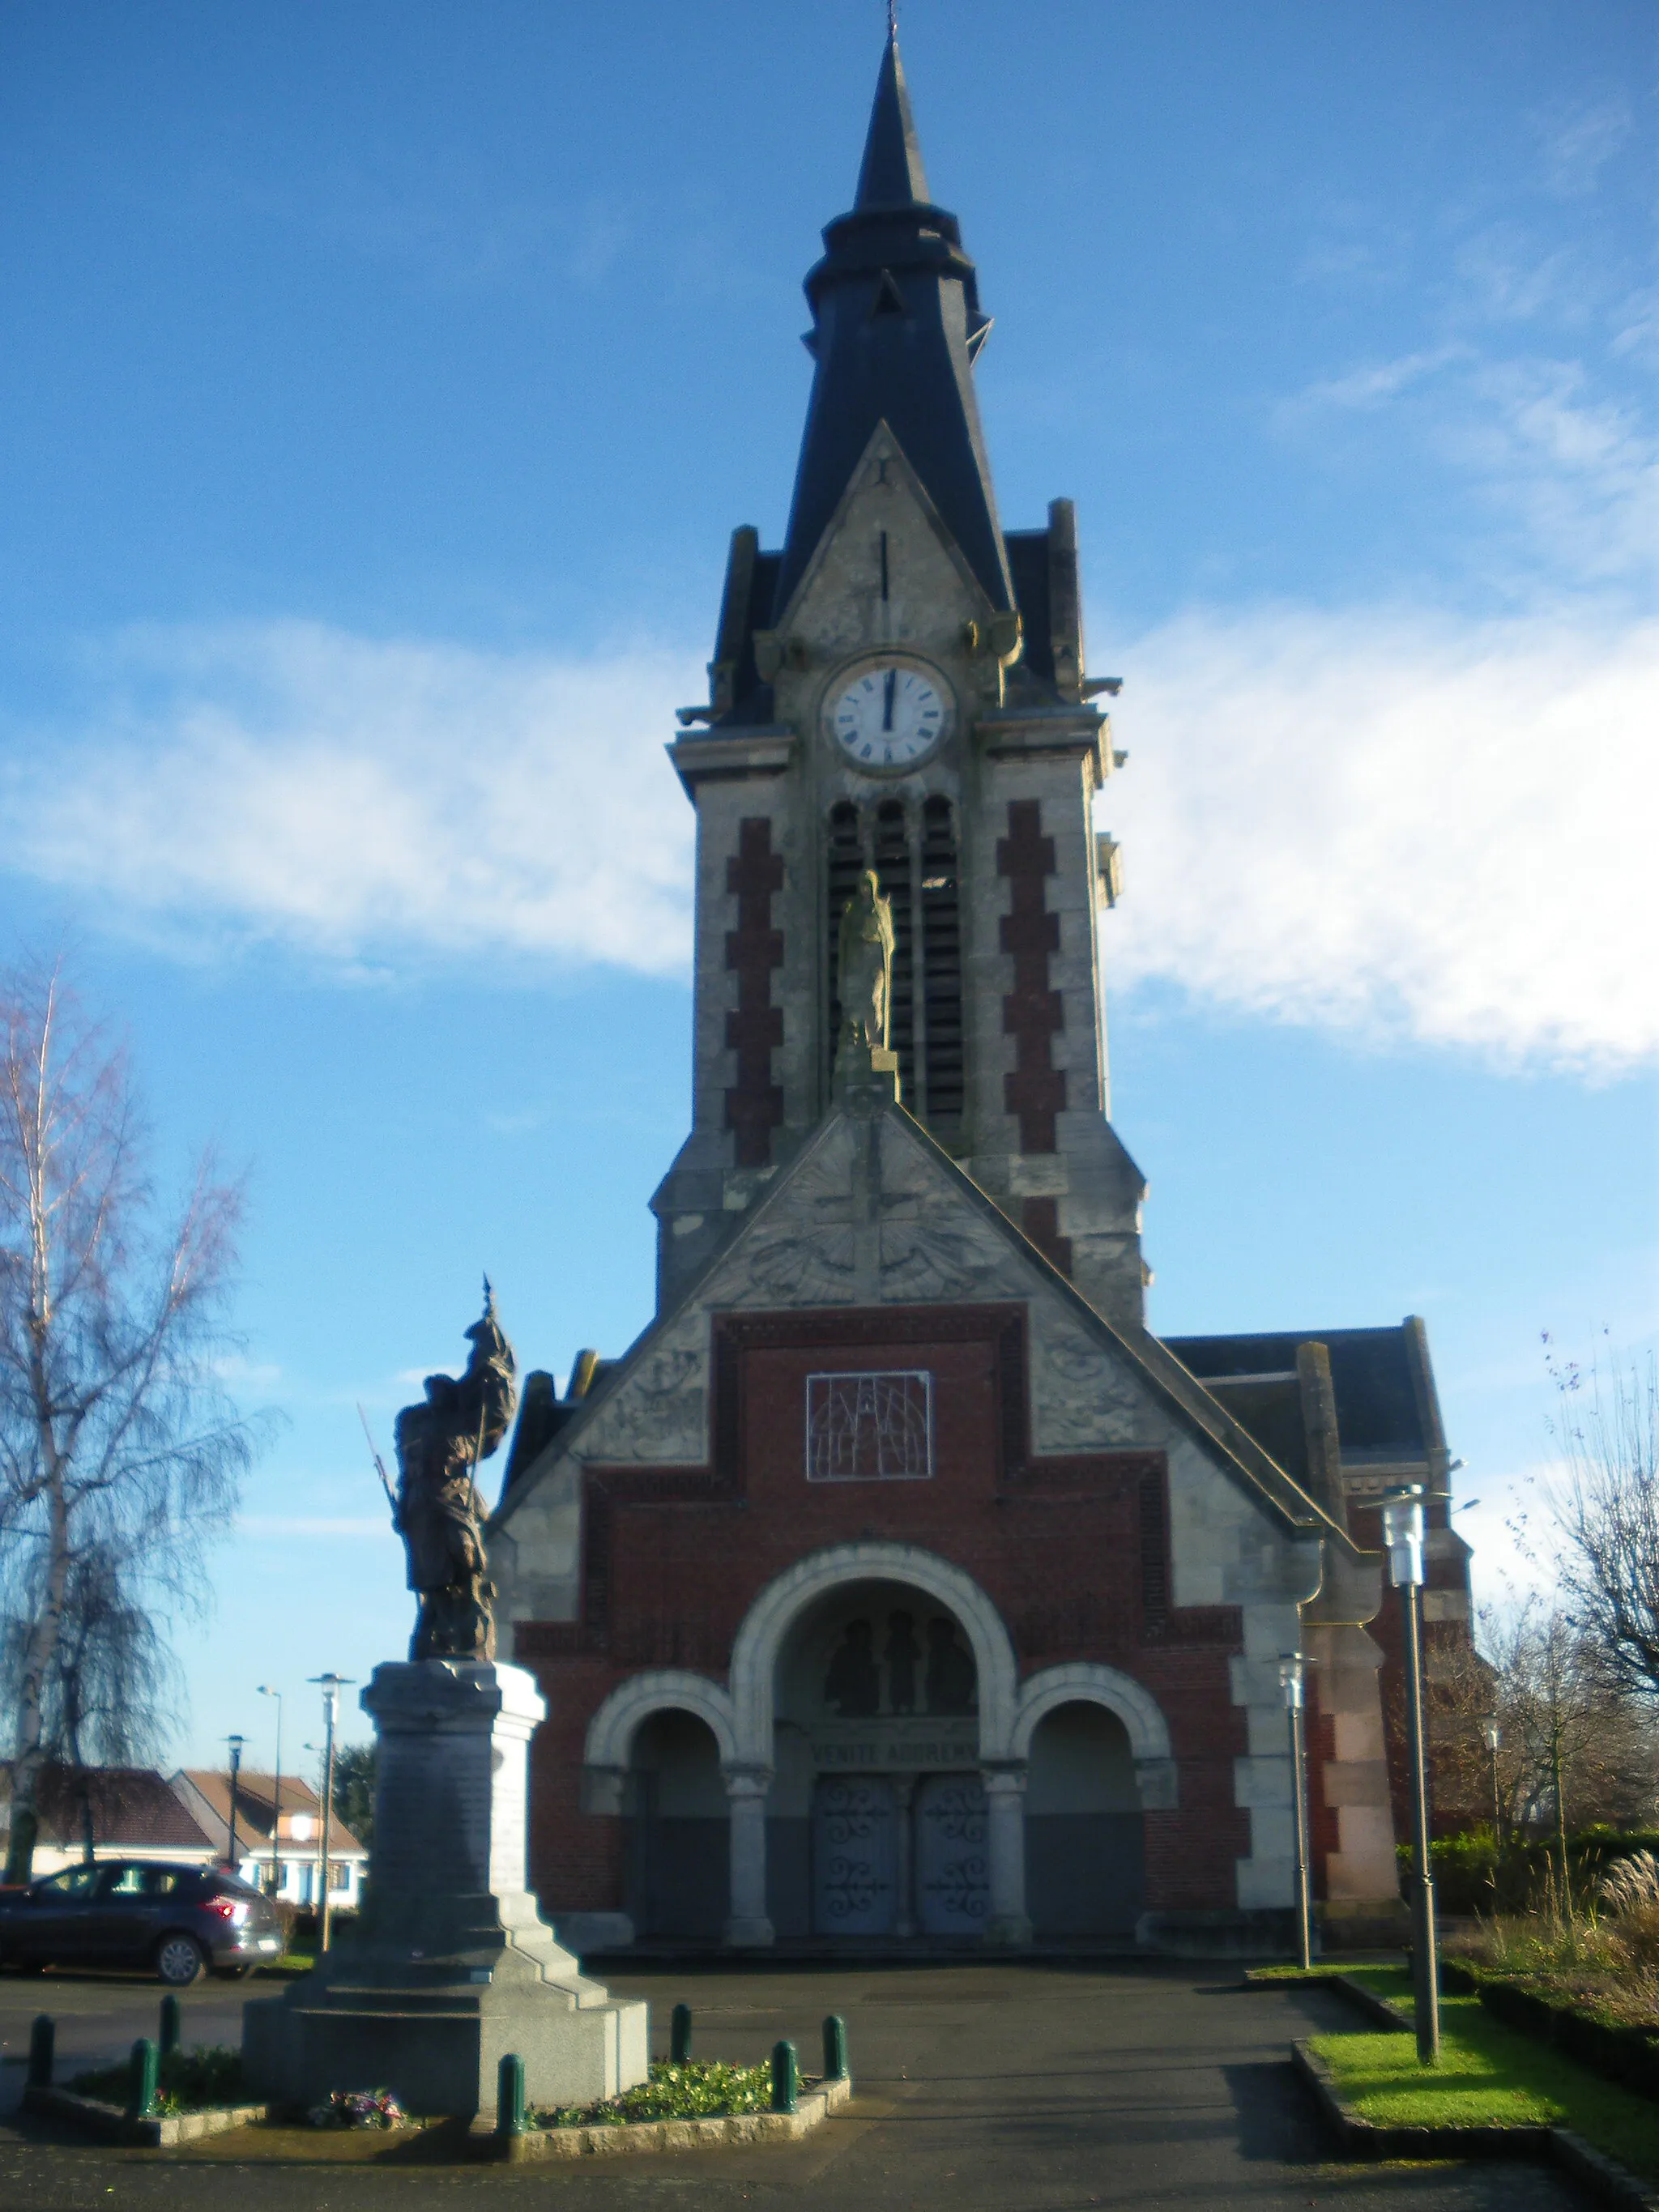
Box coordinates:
[1306,1965,1659,2183]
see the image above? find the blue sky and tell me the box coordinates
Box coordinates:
[1,2,1653,1774]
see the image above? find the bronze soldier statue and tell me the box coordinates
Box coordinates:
[392,1281,517,1662]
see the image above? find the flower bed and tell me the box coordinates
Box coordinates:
[534,2059,774,2130]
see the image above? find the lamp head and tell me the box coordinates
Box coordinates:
[1277,1653,1305,1708]
[1379,1484,1427,1587]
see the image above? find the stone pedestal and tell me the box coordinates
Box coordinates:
[244,1660,647,2121]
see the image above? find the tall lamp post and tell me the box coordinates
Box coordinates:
[1279,1654,1313,1970]
[258,1685,284,1899]
[308,1674,354,1954]
[1485,1722,1503,1840]
[1380,1483,1439,2064]
[224,1734,245,1879]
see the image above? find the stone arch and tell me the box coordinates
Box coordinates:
[583,1669,738,1775]
[729,1541,1019,1763]
[1010,1662,1177,1806]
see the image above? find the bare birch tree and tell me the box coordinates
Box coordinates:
[1543,1337,1659,1708]
[0,960,258,1880]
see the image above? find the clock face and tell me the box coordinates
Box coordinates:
[829,662,948,770]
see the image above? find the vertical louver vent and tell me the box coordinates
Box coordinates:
[823,794,964,1143]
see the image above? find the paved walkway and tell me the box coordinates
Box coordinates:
[0,1959,1593,2210]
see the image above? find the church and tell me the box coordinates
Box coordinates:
[489,31,1472,1953]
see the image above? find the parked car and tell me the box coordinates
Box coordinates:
[0,1859,285,1984]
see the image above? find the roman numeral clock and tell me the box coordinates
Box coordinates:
[829,658,949,770]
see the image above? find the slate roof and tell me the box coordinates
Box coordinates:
[689,36,1083,731]
[2,1764,213,1852]
[1164,1326,1439,1465]
[770,28,1014,625]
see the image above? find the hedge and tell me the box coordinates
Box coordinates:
[1397,1829,1659,1916]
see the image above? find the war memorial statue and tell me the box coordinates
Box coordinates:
[393,1283,516,1662]
[243,1284,646,2121]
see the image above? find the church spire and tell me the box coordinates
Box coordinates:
[772,29,1013,621]
[854,24,930,211]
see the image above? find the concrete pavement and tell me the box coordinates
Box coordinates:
[0,1958,1594,2210]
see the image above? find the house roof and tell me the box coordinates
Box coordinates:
[173,1769,365,1856]
[2,1764,213,1852]
[499,1091,1359,1556]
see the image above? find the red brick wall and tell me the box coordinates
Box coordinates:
[515,1302,1252,1916]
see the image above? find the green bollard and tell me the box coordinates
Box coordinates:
[770,2038,798,2115]
[496,2051,526,2137]
[126,2037,159,2120]
[158,1992,181,2058]
[27,2015,53,2090]
[670,2002,693,2065]
[821,2013,849,2084]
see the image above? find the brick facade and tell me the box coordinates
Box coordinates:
[514,1301,1253,1920]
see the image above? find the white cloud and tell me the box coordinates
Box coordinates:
[4,608,1653,1075]
[1533,94,1633,200]
[1295,345,1469,410]
[1101,607,1659,1070]
[2,622,702,974]
[1447,360,1659,586]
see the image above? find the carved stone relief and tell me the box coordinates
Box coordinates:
[1029,1305,1147,1452]
[877,1203,1005,1302]
[580,1319,708,1464]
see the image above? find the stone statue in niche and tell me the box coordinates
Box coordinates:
[836,869,896,1060]
[924,1619,977,1715]
[885,1611,920,1714]
[393,1281,518,1663]
[822,1619,881,1717]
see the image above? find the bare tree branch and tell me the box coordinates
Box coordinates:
[1543,1337,1659,1709]
[0,955,268,1880]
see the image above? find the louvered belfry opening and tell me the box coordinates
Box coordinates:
[823,795,963,1143]
[825,800,865,1069]
[919,795,964,1132]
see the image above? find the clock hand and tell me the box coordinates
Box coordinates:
[883,667,896,732]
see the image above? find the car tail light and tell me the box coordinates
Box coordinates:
[204,1895,249,1926]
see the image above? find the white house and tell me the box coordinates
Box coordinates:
[168,1769,367,1911]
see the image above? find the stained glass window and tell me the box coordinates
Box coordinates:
[805,1370,932,1481]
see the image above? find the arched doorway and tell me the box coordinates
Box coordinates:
[621,1707,727,1941]
[1024,1700,1145,1937]
[768,1576,983,1939]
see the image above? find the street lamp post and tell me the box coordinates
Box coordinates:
[1380,1483,1439,2064]
[258,1686,284,1899]
[224,1735,245,1879]
[1485,1722,1503,1841]
[1278,1654,1313,1970]
[308,1674,354,1954]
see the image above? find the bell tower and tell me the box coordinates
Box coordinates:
[651,28,1148,1330]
